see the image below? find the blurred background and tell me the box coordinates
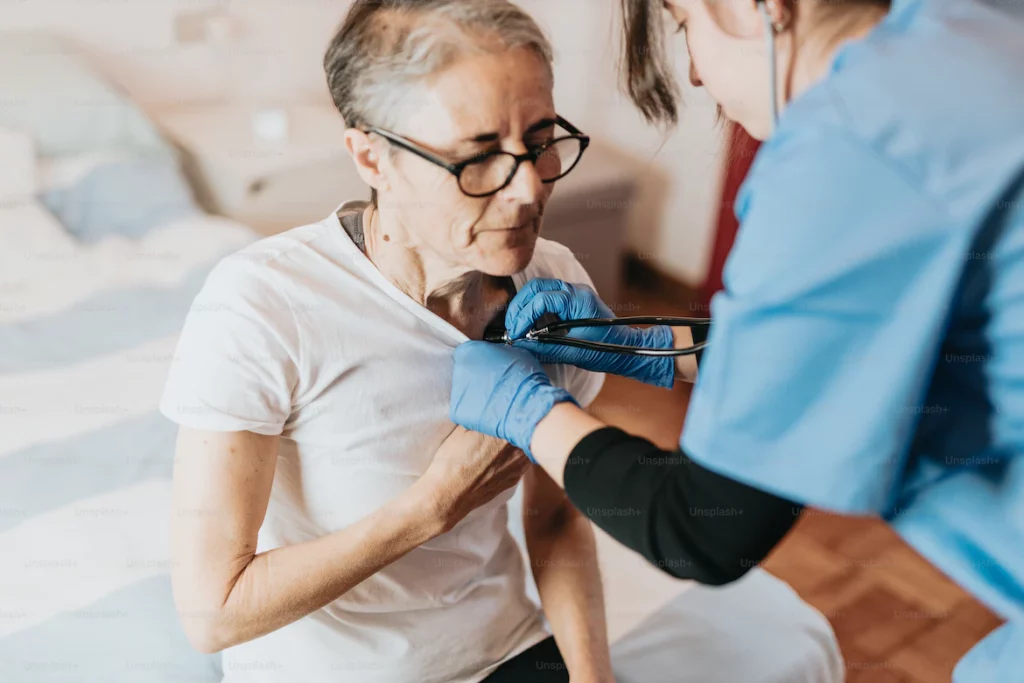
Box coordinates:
[0,1,1008,682]
[1,0,728,290]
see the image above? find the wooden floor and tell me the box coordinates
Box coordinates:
[590,286,1003,682]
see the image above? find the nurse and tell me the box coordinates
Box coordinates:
[448,0,1024,680]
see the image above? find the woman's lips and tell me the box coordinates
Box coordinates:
[509,219,539,232]
[477,218,540,235]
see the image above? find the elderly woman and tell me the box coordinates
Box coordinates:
[159,1,613,682]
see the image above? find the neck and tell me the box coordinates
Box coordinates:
[785,5,890,103]
[363,205,503,336]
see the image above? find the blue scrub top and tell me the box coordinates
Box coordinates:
[680,0,1024,679]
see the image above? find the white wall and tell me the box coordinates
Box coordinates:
[515,0,726,285]
[0,0,725,285]
[568,1,725,286]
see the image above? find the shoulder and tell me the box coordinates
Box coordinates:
[731,116,952,305]
[739,115,929,225]
[202,247,291,311]
[203,214,341,306]
[782,0,1024,200]
[191,235,316,353]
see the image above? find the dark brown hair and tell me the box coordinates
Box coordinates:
[620,0,681,127]
[620,0,892,128]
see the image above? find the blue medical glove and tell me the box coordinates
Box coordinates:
[450,341,577,461]
[505,278,676,389]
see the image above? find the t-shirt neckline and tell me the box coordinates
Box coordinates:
[327,202,521,346]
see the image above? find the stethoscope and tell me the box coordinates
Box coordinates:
[484,315,712,357]
[482,5,781,360]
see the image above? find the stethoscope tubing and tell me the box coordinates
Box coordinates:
[524,333,709,357]
[530,316,711,334]
[490,316,712,357]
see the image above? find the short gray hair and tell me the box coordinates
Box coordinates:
[324,0,554,131]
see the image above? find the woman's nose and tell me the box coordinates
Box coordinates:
[503,157,544,202]
[689,61,702,87]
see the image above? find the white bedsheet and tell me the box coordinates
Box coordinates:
[508,489,844,682]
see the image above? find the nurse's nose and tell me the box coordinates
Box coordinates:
[689,61,702,87]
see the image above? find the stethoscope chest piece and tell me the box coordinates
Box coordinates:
[484,312,567,345]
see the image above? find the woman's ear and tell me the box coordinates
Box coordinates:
[344,129,390,195]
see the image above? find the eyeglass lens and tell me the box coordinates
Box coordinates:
[458,137,583,196]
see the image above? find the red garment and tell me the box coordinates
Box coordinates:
[701,124,761,306]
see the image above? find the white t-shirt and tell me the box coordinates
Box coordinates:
[160,204,604,683]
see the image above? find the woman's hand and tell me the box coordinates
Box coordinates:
[417,426,530,532]
[449,341,577,459]
[505,278,676,388]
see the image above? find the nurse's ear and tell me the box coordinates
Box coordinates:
[762,0,793,32]
[344,129,391,196]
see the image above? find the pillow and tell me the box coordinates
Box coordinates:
[0,127,35,203]
[0,32,205,239]
[0,32,173,158]
[37,152,201,242]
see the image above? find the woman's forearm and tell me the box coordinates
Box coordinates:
[529,402,606,487]
[180,483,444,652]
[523,469,613,682]
[175,425,527,654]
[672,325,699,383]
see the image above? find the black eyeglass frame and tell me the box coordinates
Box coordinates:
[363,115,591,198]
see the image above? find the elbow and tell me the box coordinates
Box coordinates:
[181,611,239,654]
[171,559,253,653]
[178,607,232,654]
[645,532,763,586]
[693,562,752,587]
[653,557,754,586]
[697,549,764,586]
[186,627,227,655]
[173,588,238,654]
[187,635,220,656]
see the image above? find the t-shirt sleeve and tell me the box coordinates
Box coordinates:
[681,125,970,516]
[531,240,606,408]
[160,257,300,435]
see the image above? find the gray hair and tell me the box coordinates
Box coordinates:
[324,0,555,131]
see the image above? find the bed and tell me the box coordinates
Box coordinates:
[0,31,843,683]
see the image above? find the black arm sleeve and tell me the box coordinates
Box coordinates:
[563,427,803,585]
[690,321,710,367]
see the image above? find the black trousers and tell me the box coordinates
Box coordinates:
[482,637,569,683]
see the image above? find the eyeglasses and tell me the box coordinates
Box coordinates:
[363,116,590,198]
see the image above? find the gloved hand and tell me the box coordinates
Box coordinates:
[505,278,676,389]
[450,341,578,461]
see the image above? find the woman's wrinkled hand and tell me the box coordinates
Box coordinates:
[419,426,529,533]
